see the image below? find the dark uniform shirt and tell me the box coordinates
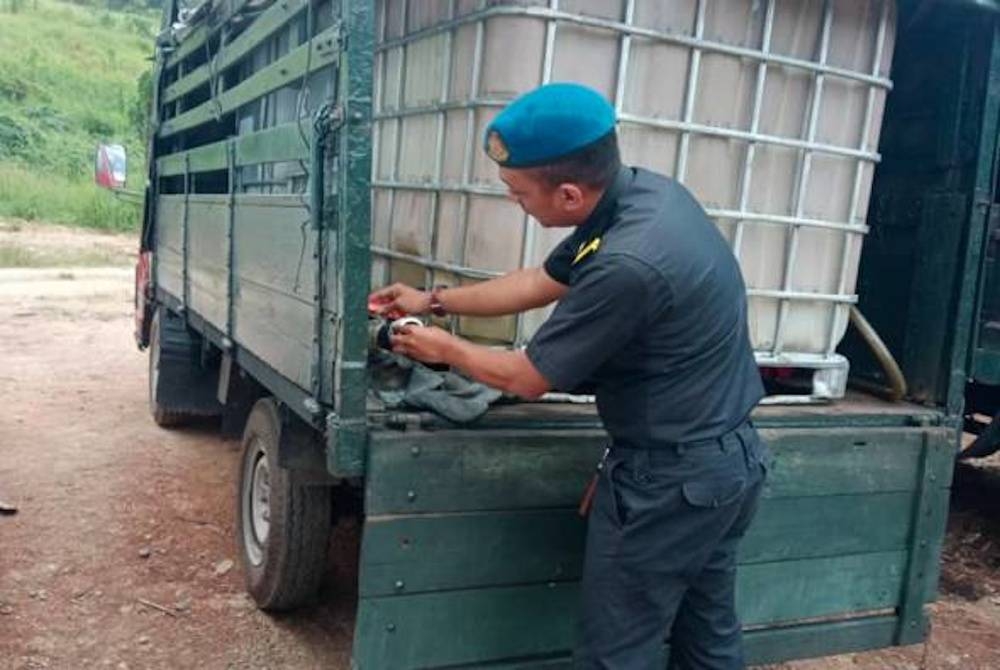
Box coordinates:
[526,166,764,447]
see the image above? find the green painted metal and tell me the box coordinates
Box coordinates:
[354,551,905,669]
[365,427,941,515]
[358,488,949,599]
[181,155,191,317]
[157,123,312,177]
[310,105,328,404]
[236,122,312,168]
[973,347,1000,384]
[851,6,1000,413]
[327,0,373,478]
[955,22,1000,408]
[415,405,944,432]
[354,423,953,667]
[226,141,236,339]
[896,431,954,643]
[159,25,340,139]
[442,614,900,669]
[162,0,310,104]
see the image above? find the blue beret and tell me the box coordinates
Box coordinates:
[484,83,616,168]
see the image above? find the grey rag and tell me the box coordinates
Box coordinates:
[371,352,502,423]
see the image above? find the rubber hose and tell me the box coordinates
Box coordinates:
[849,305,908,402]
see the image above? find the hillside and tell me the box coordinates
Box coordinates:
[0,0,160,231]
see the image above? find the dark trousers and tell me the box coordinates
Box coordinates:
[575,421,769,670]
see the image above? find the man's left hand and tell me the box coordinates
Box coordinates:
[391,324,456,364]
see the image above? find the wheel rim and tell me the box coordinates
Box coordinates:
[242,439,270,566]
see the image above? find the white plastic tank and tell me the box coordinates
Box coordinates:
[370,0,896,398]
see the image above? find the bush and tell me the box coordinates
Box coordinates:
[0,115,30,155]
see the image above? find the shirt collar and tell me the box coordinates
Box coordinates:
[574,166,632,241]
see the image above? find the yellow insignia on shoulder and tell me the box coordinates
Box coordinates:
[486,131,510,163]
[573,237,601,266]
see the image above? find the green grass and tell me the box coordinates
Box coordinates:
[0,163,141,231]
[0,0,158,231]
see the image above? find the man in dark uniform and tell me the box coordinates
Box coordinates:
[370,83,770,669]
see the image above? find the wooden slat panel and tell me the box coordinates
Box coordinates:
[366,430,605,514]
[236,122,311,166]
[186,197,230,328]
[231,195,316,391]
[233,278,314,391]
[354,582,577,670]
[159,27,339,139]
[156,196,185,252]
[165,0,253,69]
[166,23,209,69]
[365,428,948,514]
[157,142,227,177]
[155,196,185,298]
[163,0,309,103]
[156,247,184,298]
[737,551,906,626]
[360,509,586,598]
[233,195,315,297]
[353,552,906,669]
[449,615,899,669]
[358,490,944,598]
[156,123,312,177]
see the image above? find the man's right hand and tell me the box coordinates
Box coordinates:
[368,282,431,318]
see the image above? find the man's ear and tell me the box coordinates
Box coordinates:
[557,183,586,211]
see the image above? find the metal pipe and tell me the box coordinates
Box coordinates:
[613,0,635,116]
[371,179,868,234]
[385,0,408,288]
[371,0,389,287]
[732,0,775,260]
[372,245,503,279]
[514,0,560,344]
[428,0,456,294]
[675,0,705,182]
[375,4,894,91]
[826,0,890,355]
[374,101,881,163]
[773,0,834,356]
[454,7,485,335]
[371,244,859,305]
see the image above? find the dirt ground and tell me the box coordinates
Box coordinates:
[3,222,1000,669]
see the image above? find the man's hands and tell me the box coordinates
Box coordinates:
[390,323,551,399]
[390,324,455,364]
[368,283,431,318]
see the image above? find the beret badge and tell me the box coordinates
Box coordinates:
[486,131,510,163]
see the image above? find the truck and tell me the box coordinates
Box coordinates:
[94,0,1000,666]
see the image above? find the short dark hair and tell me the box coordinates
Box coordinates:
[527,131,621,191]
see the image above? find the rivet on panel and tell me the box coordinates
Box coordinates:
[407,490,417,502]
[411,446,420,457]
[386,623,396,632]
[394,580,405,591]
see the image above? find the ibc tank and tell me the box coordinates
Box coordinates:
[370,0,896,399]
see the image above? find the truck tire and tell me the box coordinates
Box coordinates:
[149,307,188,428]
[148,306,220,427]
[237,398,332,611]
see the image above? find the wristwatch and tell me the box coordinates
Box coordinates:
[429,286,448,317]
